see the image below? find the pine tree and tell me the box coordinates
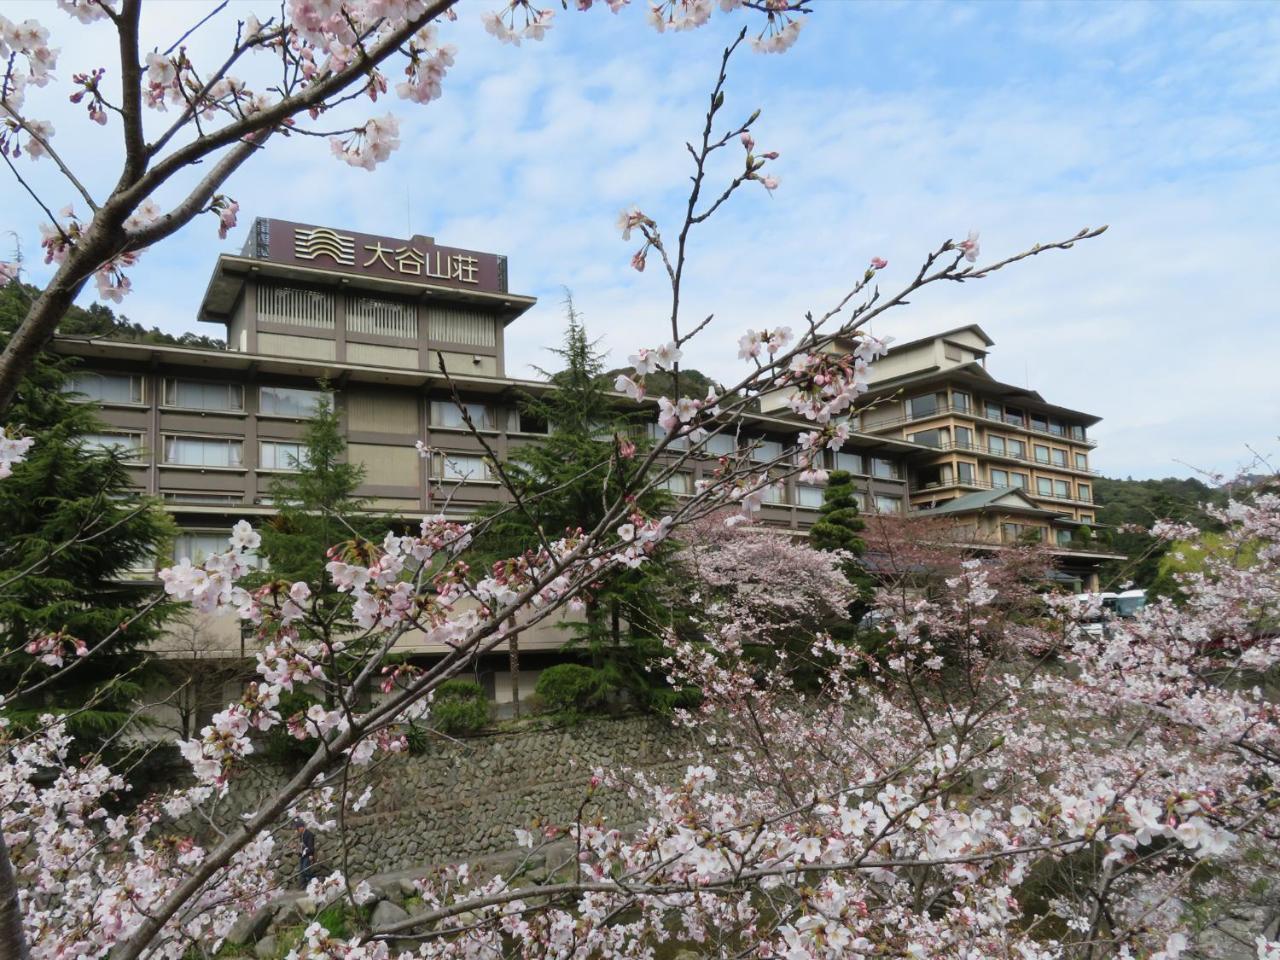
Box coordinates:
[0,282,175,743]
[472,296,677,709]
[808,469,875,611]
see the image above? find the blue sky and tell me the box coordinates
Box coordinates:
[3,0,1278,480]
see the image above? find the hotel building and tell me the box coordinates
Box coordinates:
[53,218,928,698]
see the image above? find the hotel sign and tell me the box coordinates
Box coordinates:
[259,219,506,295]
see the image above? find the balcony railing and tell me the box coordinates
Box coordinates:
[864,401,1096,447]
[909,474,1094,507]
[916,440,1100,476]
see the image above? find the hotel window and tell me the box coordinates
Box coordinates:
[990,468,1010,488]
[952,391,971,412]
[833,451,865,475]
[82,433,143,459]
[1051,448,1068,467]
[909,428,946,449]
[988,435,1006,455]
[1048,419,1066,437]
[1077,483,1092,502]
[1074,453,1089,471]
[647,424,689,450]
[259,385,330,418]
[163,436,242,468]
[1003,406,1025,427]
[1011,471,1029,490]
[750,438,785,463]
[65,372,143,404]
[764,483,787,505]
[702,433,737,457]
[873,494,902,515]
[1054,479,1071,499]
[431,400,496,430]
[660,472,694,496]
[163,379,243,412]
[956,462,975,484]
[1069,424,1086,441]
[1001,522,1042,543]
[1030,414,1049,433]
[872,457,900,480]
[796,484,825,508]
[954,426,973,448]
[260,440,309,471]
[1056,529,1073,547]
[1007,438,1026,459]
[510,409,549,434]
[1079,513,1095,524]
[435,452,491,482]
[174,531,263,569]
[984,400,1002,421]
[1034,444,1050,464]
[909,392,945,419]
[1036,477,1053,496]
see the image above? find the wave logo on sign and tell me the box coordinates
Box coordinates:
[294,227,356,265]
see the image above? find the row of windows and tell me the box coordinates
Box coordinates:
[1001,524,1096,548]
[907,389,1088,440]
[907,424,1089,471]
[915,459,1092,502]
[67,373,329,418]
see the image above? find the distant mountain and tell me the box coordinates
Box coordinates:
[2,282,226,350]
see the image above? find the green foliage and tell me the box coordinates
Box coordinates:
[263,689,322,763]
[470,296,679,709]
[246,391,389,693]
[429,678,491,735]
[1093,475,1227,591]
[255,391,376,588]
[808,470,875,609]
[0,279,226,349]
[0,282,175,746]
[534,663,609,714]
[436,678,486,701]
[430,697,491,735]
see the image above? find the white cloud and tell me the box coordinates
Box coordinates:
[0,0,1275,480]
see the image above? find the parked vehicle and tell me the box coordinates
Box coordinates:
[1071,589,1147,638]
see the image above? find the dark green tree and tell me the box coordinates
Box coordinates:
[248,390,386,736]
[0,282,175,743]
[808,469,875,613]
[471,296,678,710]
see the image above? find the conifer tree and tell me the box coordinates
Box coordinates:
[808,469,875,612]
[0,283,174,743]
[472,296,676,708]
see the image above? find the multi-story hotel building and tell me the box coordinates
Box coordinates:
[52,218,928,700]
[850,325,1121,587]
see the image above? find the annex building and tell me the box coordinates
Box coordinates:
[53,218,1122,700]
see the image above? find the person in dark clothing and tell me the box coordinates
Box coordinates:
[295,819,317,887]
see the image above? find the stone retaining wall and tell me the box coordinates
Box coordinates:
[203,715,694,877]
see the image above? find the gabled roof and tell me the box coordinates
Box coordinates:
[928,487,1062,518]
[881,324,995,356]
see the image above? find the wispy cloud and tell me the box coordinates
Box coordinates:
[0,0,1275,479]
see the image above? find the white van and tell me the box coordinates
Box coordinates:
[1071,589,1147,638]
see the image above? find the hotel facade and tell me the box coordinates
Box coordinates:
[54,218,1120,693]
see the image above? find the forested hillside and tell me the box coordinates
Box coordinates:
[1,281,224,349]
[1093,475,1229,589]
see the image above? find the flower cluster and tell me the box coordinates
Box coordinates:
[783,332,892,423]
[740,130,780,191]
[482,0,554,44]
[615,341,681,400]
[0,427,35,478]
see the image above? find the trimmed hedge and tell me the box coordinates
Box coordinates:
[534,664,608,714]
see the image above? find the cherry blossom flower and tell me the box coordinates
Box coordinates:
[957,228,981,262]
